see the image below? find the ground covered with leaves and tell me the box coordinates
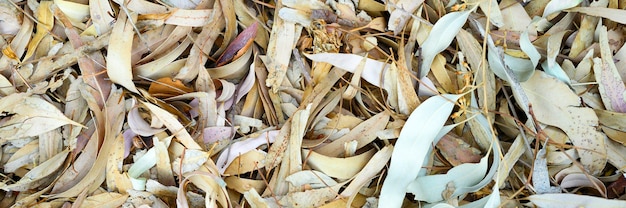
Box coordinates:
[2,0,626,207]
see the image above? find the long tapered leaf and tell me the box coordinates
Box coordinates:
[379,94,461,207]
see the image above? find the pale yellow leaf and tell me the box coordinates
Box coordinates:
[107,12,139,93]
[141,102,201,150]
[53,0,89,24]
[80,192,128,208]
[521,71,607,175]
[2,150,67,191]
[0,93,83,142]
[303,149,375,180]
[315,111,389,157]
[165,9,213,26]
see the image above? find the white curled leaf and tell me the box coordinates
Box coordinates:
[543,31,571,86]
[407,156,488,203]
[543,0,583,18]
[520,30,541,69]
[503,54,535,84]
[127,107,165,136]
[304,53,389,88]
[379,94,461,207]
[216,130,279,174]
[419,9,472,78]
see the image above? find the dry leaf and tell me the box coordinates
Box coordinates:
[107,12,139,93]
[3,0,626,206]
[0,93,83,142]
[521,71,607,175]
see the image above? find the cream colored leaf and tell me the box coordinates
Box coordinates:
[543,30,571,85]
[225,176,266,194]
[278,184,342,207]
[54,0,89,24]
[224,150,267,175]
[477,0,503,27]
[81,192,129,208]
[265,9,298,92]
[0,1,20,35]
[521,71,607,175]
[141,102,201,150]
[386,0,424,35]
[216,130,279,174]
[89,0,115,35]
[529,193,626,208]
[559,173,606,195]
[340,145,393,197]
[165,9,213,26]
[499,0,533,33]
[107,12,139,93]
[595,26,626,113]
[174,149,210,174]
[134,38,191,80]
[4,140,38,173]
[277,8,312,26]
[0,93,83,142]
[285,170,337,189]
[315,111,389,157]
[1,150,69,191]
[567,6,626,24]
[302,149,375,180]
[51,128,117,198]
[606,139,626,171]
[106,131,133,193]
[111,0,167,14]
[243,189,271,208]
[52,132,98,194]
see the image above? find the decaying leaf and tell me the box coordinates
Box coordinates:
[3,0,626,206]
[521,71,607,175]
[0,93,84,142]
[107,11,139,93]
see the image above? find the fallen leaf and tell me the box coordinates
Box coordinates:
[0,93,83,142]
[529,193,626,208]
[107,11,139,93]
[379,94,461,207]
[521,71,607,175]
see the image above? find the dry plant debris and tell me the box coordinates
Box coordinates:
[2,0,626,207]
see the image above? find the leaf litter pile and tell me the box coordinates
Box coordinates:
[4,0,626,207]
